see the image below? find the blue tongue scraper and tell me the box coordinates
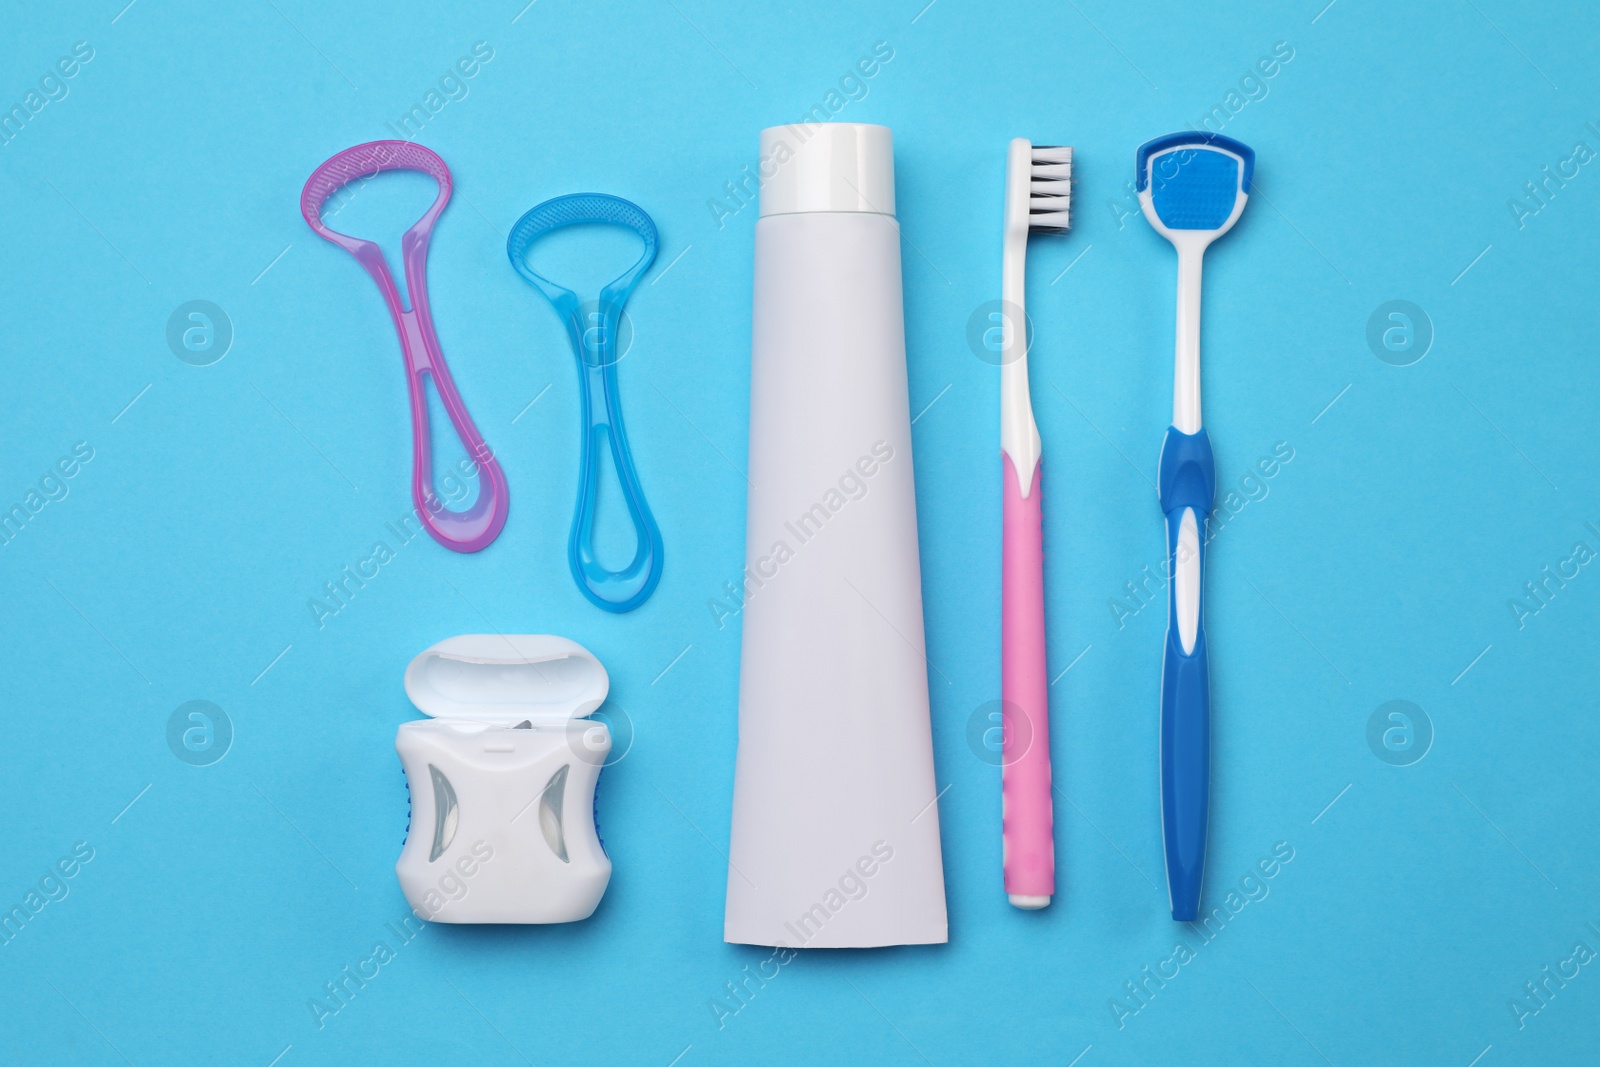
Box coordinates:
[1136,133,1255,921]
[507,194,665,613]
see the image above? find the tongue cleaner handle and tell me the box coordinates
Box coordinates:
[301,141,510,553]
[1158,426,1213,922]
[507,195,664,612]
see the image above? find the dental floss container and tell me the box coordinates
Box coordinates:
[396,634,612,924]
[725,123,948,948]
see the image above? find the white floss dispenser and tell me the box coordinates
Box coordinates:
[725,123,948,948]
[396,634,612,924]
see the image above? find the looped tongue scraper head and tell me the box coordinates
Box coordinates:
[1136,133,1254,249]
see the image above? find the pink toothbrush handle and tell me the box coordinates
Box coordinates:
[1002,452,1054,902]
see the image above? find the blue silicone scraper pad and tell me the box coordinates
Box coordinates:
[1136,132,1255,231]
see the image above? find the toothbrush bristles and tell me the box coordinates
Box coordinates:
[1029,145,1072,233]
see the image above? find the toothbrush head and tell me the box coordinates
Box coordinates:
[1005,139,1072,238]
[1135,132,1253,245]
[1027,144,1073,233]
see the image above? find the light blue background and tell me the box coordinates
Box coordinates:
[2,0,1597,1064]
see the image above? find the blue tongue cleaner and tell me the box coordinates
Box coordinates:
[1136,133,1255,231]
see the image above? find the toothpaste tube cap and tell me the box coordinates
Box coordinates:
[759,122,895,219]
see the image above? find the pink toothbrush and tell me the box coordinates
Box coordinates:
[301,141,509,553]
[999,138,1071,909]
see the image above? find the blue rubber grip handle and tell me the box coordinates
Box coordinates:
[1157,427,1215,922]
